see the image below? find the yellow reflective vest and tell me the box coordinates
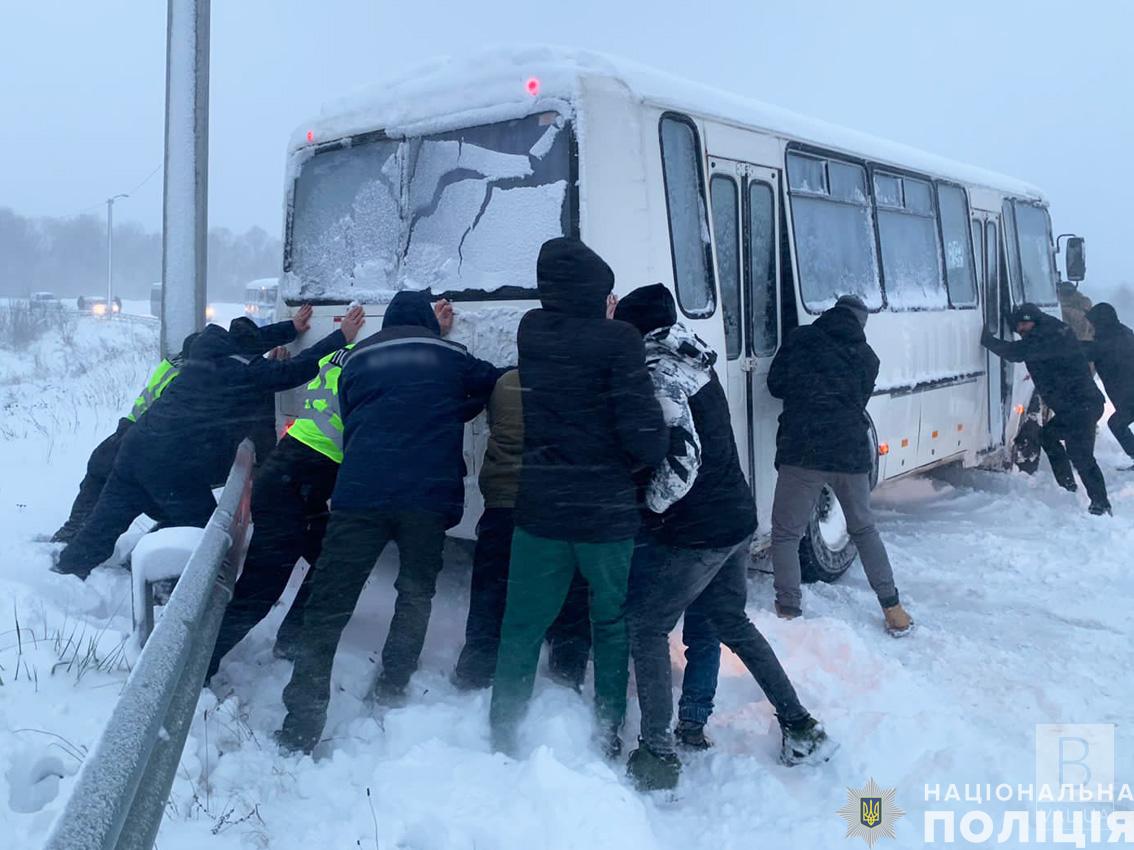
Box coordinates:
[287,344,354,463]
[126,357,181,422]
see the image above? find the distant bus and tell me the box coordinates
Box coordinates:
[244,279,279,327]
[277,48,1082,576]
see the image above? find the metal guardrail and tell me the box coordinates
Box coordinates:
[44,439,255,850]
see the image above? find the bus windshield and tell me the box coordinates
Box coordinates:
[285,111,572,303]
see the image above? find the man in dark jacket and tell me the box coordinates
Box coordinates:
[277,290,503,754]
[983,303,1110,514]
[50,331,199,543]
[489,238,668,757]
[614,285,835,791]
[54,307,353,579]
[1084,302,1134,465]
[208,309,367,681]
[767,295,912,635]
[452,369,592,692]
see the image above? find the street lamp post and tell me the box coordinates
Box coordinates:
[106,193,128,312]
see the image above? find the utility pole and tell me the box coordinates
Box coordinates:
[106,193,128,312]
[160,0,210,358]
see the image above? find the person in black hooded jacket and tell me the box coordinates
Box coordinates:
[277,290,504,754]
[767,295,912,636]
[982,303,1110,513]
[614,284,833,791]
[1084,302,1134,464]
[53,306,356,579]
[490,237,668,758]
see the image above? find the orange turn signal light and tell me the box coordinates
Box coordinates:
[1014,404,1026,415]
[878,442,890,455]
[900,438,910,448]
[931,430,939,439]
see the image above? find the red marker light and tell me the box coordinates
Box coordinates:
[525,77,540,96]
[306,130,315,143]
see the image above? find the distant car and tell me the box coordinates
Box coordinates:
[28,291,63,313]
[78,295,122,318]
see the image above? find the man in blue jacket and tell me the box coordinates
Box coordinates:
[278,290,503,754]
[54,306,360,579]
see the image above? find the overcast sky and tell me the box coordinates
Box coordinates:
[2,0,1131,289]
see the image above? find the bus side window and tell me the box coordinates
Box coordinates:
[709,174,742,359]
[937,184,978,308]
[1000,200,1024,305]
[786,152,881,313]
[659,114,716,319]
[747,181,778,356]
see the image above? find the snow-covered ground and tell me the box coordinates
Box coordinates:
[0,318,1131,849]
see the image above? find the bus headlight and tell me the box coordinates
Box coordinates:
[205,305,216,321]
[92,303,107,316]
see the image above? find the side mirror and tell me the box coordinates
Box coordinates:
[1064,236,1086,282]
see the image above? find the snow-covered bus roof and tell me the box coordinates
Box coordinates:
[292,45,1043,201]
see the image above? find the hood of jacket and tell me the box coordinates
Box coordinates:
[814,303,868,345]
[644,322,717,373]
[383,290,440,334]
[228,317,276,357]
[1086,302,1126,334]
[536,237,614,319]
[188,323,241,361]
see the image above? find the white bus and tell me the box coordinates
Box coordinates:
[244,278,279,327]
[276,48,1078,581]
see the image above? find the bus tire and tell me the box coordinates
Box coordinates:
[799,485,857,583]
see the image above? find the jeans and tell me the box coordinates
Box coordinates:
[208,437,338,679]
[676,599,721,726]
[1108,403,1134,460]
[490,527,633,747]
[627,535,808,756]
[770,465,899,612]
[279,509,447,753]
[1042,408,1109,505]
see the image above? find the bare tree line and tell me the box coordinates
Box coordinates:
[0,207,281,303]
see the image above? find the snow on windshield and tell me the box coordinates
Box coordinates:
[286,113,570,302]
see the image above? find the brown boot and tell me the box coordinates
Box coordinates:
[883,603,914,638]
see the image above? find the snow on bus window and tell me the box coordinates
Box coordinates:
[876,174,947,310]
[1013,201,1058,306]
[285,113,571,302]
[937,184,977,306]
[660,115,716,318]
[290,139,402,298]
[787,154,882,312]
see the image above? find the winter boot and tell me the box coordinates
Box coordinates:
[1089,500,1113,516]
[1055,475,1079,493]
[775,602,802,620]
[779,717,838,767]
[883,603,914,637]
[627,743,681,791]
[674,720,713,751]
[372,676,407,708]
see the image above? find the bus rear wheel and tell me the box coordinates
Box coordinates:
[799,485,857,583]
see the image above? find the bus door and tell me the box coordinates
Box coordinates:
[973,214,1009,446]
[708,158,782,537]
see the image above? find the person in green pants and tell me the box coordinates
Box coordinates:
[489,238,668,757]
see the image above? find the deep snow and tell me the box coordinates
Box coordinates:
[0,316,1131,849]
